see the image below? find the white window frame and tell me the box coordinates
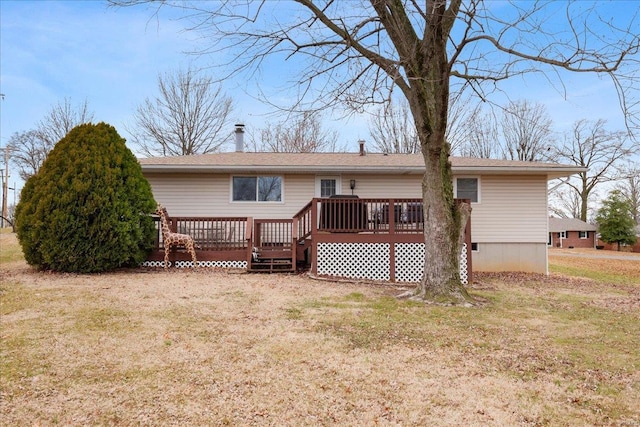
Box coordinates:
[471,242,479,252]
[454,176,481,204]
[230,175,284,203]
[558,231,566,239]
[579,231,588,239]
[315,176,341,198]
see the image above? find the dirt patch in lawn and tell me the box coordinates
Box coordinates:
[2,233,639,426]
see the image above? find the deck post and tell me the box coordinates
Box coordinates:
[311,199,319,276]
[246,217,254,267]
[389,241,396,282]
[292,217,299,269]
[389,199,395,234]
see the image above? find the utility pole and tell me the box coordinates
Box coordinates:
[1,94,5,228]
[1,145,9,228]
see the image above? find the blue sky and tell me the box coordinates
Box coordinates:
[1,1,637,191]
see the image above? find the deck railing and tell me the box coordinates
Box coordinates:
[291,197,472,284]
[294,200,314,241]
[294,197,427,236]
[147,198,471,284]
[253,219,295,248]
[153,216,250,250]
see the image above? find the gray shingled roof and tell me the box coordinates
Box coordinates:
[549,217,598,232]
[139,152,584,178]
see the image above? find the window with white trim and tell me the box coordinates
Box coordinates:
[455,177,479,203]
[315,176,340,197]
[558,231,566,239]
[232,176,282,202]
[320,178,337,197]
[579,231,588,239]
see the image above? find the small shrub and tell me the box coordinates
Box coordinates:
[15,122,156,273]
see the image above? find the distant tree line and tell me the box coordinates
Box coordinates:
[8,72,638,228]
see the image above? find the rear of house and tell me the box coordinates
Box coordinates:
[139,151,584,275]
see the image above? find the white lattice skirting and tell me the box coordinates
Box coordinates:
[317,242,391,281]
[395,243,469,285]
[142,260,248,269]
[317,242,468,285]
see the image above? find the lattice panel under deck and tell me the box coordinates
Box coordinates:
[394,243,469,285]
[317,242,390,281]
[459,243,469,285]
[394,243,425,283]
[142,260,247,269]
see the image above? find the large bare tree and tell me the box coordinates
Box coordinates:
[37,97,94,148]
[548,186,583,220]
[458,106,500,158]
[114,0,640,302]
[551,119,636,222]
[369,93,474,154]
[252,111,340,153]
[616,162,640,225]
[8,130,48,182]
[501,100,554,162]
[368,99,419,153]
[9,97,94,180]
[459,100,554,160]
[130,67,235,156]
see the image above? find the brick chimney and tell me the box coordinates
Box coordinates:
[358,139,365,156]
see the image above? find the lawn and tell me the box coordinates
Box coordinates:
[1,232,639,426]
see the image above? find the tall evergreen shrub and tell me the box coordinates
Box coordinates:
[15,122,157,272]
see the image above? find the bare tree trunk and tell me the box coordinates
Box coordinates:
[580,192,589,222]
[416,137,471,302]
[405,0,471,303]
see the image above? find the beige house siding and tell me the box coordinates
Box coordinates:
[147,172,425,218]
[146,173,223,216]
[339,174,422,199]
[470,175,548,243]
[145,171,550,274]
[148,173,318,219]
[146,171,548,240]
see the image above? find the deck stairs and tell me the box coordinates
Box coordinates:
[248,246,295,272]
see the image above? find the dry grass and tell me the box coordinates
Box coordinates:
[1,233,639,426]
[549,248,640,285]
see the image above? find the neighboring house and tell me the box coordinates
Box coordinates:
[139,147,584,275]
[548,217,597,249]
[598,225,640,253]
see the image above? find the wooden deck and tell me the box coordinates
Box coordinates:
[146,198,472,283]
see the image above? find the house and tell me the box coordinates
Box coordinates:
[598,225,640,252]
[548,217,598,249]
[139,146,584,277]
